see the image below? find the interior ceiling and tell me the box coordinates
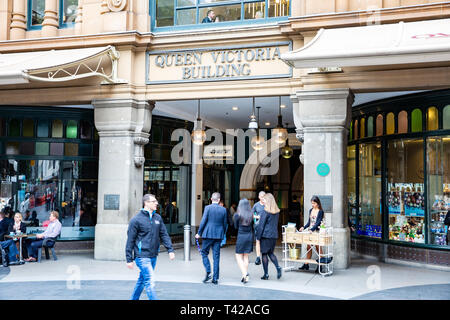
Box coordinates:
[153,90,429,130]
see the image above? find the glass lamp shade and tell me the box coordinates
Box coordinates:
[281,145,293,159]
[272,127,288,144]
[251,135,264,151]
[191,129,206,145]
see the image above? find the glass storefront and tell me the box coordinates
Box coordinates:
[349,90,450,249]
[0,107,98,240]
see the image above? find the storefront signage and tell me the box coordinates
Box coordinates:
[317,195,333,213]
[146,42,292,84]
[203,145,233,160]
[104,194,120,210]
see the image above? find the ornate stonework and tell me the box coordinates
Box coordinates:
[106,0,127,12]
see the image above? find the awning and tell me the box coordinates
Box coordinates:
[281,18,450,68]
[0,45,126,85]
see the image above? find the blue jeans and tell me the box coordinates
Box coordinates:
[131,257,158,300]
[1,240,18,262]
[201,239,222,281]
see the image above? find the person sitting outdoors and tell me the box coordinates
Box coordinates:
[1,238,20,267]
[298,196,324,273]
[202,10,216,23]
[8,212,28,259]
[25,211,61,262]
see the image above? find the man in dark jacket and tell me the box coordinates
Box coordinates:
[195,192,228,285]
[126,194,175,300]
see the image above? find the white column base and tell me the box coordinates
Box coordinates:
[94,224,128,261]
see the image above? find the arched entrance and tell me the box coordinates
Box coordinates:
[239,134,303,226]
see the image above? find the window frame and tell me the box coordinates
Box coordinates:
[150,0,290,32]
[27,0,45,31]
[59,0,78,29]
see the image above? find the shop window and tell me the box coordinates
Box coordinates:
[80,120,92,139]
[28,0,45,28]
[50,143,64,156]
[411,108,422,132]
[0,118,5,137]
[23,119,35,137]
[367,116,374,137]
[358,143,382,238]
[347,146,357,232]
[398,111,408,134]
[360,118,365,139]
[152,126,162,144]
[386,112,395,135]
[5,142,20,155]
[52,120,63,138]
[35,142,49,156]
[37,119,49,138]
[376,114,383,136]
[387,139,425,244]
[65,143,79,156]
[354,120,359,140]
[19,142,35,155]
[427,136,450,247]
[154,0,289,29]
[444,105,450,129]
[60,0,78,27]
[66,120,78,139]
[8,119,20,137]
[349,121,353,141]
[427,107,438,131]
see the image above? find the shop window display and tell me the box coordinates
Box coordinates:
[358,143,382,238]
[347,146,357,232]
[387,139,425,243]
[427,136,450,246]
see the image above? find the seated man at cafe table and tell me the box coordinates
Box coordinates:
[25,211,62,262]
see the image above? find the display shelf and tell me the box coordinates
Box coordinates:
[282,225,334,277]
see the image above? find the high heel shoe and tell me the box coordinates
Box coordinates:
[261,274,269,280]
[299,264,309,271]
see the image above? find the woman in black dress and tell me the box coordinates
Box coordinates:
[256,193,282,280]
[233,199,254,284]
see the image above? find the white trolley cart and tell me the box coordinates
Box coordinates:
[282,225,334,276]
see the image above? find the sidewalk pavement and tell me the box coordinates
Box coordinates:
[0,245,449,300]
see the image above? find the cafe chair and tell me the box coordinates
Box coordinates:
[37,237,58,263]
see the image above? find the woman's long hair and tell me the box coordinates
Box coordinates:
[263,193,280,215]
[311,195,324,211]
[237,198,253,226]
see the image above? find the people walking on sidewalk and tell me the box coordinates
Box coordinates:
[298,195,324,273]
[256,193,282,280]
[252,191,265,265]
[126,194,175,300]
[233,198,254,284]
[195,192,228,285]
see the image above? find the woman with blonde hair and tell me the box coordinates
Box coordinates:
[256,193,282,280]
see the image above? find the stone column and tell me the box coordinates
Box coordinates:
[10,0,26,40]
[74,0,83,35]
[293,89,354,269]
[0,0,12,41]
[93,99,153,261]
[42,0,58,37]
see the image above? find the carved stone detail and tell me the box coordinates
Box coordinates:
[106,0,127,12]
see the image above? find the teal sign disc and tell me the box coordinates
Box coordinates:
[317,163,330,177]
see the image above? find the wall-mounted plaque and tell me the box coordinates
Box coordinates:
[317,195,333,213]
[104,194,120,210]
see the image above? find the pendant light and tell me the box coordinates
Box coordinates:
[272,96,288,144]
[248,97,258,130]
[251,106,264,151]
[191,99,206,145]
[281,123,293,159]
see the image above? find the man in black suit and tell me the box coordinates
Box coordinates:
[201,10,216,23]
[195,192,228,285]
[0,211,9,241]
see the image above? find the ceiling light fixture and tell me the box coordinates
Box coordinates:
[248,97,258,130]
[272,96,288,144]
[232,106,239,111]
[251,106,264,151]
[191,99,206,145]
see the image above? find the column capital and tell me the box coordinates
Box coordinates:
[295,88,354,103]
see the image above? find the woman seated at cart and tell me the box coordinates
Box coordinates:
[298,196,324,273]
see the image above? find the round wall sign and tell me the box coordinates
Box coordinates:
[317,163,330,177]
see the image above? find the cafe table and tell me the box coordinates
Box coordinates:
[5,233,36,264]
